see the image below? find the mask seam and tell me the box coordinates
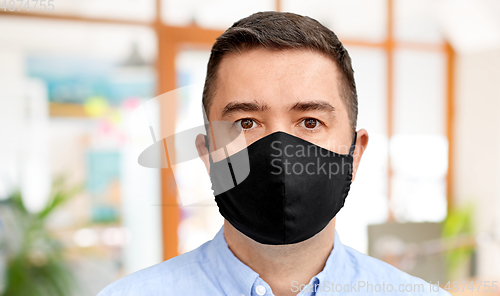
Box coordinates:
[283,148,287,245]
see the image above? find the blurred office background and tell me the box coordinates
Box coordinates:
[1,0,500,295]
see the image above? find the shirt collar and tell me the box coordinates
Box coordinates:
[208,225,347,296]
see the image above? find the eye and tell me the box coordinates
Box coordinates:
[300,118,322,130]
[235,118,257,131]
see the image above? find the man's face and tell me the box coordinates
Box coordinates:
[211,48,352,154]
[196,48,368,181]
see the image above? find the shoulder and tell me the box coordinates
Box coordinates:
[97,240,220,296]
[340,245,452,296]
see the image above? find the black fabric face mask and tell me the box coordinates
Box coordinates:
[207,131,357,245]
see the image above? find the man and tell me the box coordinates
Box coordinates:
[98,11,451,296]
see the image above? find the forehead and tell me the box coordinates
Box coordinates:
[211,48,344,117]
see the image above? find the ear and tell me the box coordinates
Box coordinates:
[351,129,369,182]
[195,134,211,176]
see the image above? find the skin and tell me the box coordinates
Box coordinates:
[195,48,369,296]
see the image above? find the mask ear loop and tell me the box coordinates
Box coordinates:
[204,135,214,165]
[205,134,238,187]
[349,132,357,156]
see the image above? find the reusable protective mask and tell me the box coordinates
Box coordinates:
[208,131,357,245]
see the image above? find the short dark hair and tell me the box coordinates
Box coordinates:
[202,11,358,135]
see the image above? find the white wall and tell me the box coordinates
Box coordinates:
[453,48,500,278]
[0,51,25,198]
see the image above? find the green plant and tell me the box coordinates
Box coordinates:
[441,201,475,280]
[0,177,82,296]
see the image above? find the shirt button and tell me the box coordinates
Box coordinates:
[255,285,266,296]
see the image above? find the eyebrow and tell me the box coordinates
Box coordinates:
[221,100,270,118]
[220,99,335,118]
[289,100,336,113]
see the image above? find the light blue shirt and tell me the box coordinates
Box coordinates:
[98,226,452,296]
